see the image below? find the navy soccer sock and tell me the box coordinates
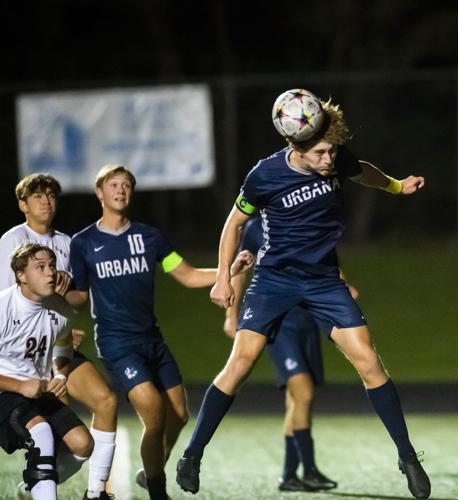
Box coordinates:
[184,384,235,460]
[293,428,315,471]
[283,435,300,479]
[146,471,168,500]
[366,379,415,459]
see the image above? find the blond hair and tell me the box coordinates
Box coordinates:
[288,99,351,152]
[95,165,137,190]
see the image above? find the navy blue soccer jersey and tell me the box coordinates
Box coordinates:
[70,221,179,348]
[236,146,361,276]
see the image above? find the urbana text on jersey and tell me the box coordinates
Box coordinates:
[282,177,341,208]
[96,256,149,279]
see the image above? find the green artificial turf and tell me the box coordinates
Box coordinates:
[1,414,457,499]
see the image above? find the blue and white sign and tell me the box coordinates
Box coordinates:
[16,85,215,191]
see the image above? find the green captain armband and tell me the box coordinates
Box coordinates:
[162,251,183,273]
[382,176,403,195]
[235,194,257,215]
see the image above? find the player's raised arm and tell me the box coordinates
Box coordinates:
[166,250,253,288]
[210,206,251,309]
[351,161,425,195]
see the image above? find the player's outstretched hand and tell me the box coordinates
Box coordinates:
[47,376,67,399]
[230,250,254,276]
[211,280,234,309]
[72,329,86,350]
[19,379,47,399]
[55,270,72,295]
[401,175,425,195]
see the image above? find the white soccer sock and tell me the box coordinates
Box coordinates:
[56,442,88,484]
[28,422,57,500]
[86,427,116,497]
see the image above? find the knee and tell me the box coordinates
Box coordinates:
[92,389,118,417]
[176,408,189,427]
[224,355,255,383]
[142,408,166,433]
[355,351,384,380]
[68,427,94,458]
[294,392,314,409]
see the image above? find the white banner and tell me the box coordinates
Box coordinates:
[16,85,215,191]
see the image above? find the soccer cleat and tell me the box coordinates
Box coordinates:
[398,452,431,499]
[176,455,201,494]
[82,491,116,499]
[16,482,32,500]
[278,476,310,492]
[135,468,147,489]
[302,466,338,491]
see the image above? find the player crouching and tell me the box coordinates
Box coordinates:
[0,243,93,499]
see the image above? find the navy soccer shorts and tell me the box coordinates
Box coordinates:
[237,267,366,340]
[100,338,183,399]
[267,306,324,387]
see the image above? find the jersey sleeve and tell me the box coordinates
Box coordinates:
[0,233,19,291]
[235,164,264,215]
[155,231,184,273]
[69,235,89,291]
[337,146,362,179]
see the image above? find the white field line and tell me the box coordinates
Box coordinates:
[110,425,132,499]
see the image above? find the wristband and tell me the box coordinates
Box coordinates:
[53,373,67,383]
[383,176,403,194]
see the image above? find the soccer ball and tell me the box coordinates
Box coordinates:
[272,89,324,141]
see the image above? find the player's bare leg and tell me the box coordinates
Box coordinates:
[214,329,267,394]
[287,374,313,429]
[136,384,189,491]
[177,330,267,494]
[331,325,430,499]
[67,361,117,432]
[331,325,388,388]
[66,361,117,499]
[58,425,94,483]
[128,381,168,500]
[164,384,189,460]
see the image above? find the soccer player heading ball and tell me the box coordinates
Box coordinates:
[176,89,431,499]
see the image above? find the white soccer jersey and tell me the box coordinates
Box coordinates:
[0,223,71,291]
[0,286,71,389]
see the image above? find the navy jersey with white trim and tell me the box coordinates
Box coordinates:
[70,221,174,346]
[237,146,361,276]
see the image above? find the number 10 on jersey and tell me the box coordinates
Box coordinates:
[127,234,145,255]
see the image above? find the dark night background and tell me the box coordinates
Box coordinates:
[0,0,457,248]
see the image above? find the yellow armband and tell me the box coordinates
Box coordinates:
[162,251,183,273]
[235,194,257,215]
[382,176,403,194]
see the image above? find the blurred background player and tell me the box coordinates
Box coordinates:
[177,90,431,500]
[225,216,359,492]
[66,165,253,500]
[0,243,93,500]
[0,174,117,500]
